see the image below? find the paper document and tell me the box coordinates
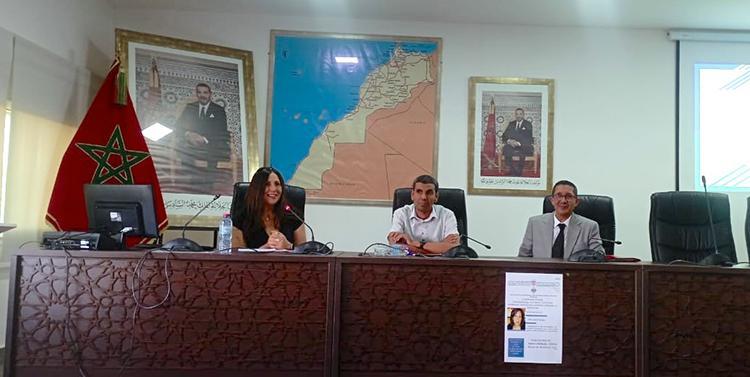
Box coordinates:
[504,272,563,364]
[237,248,285,253]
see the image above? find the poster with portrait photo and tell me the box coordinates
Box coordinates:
[468,77,553,196]
[504,272,563,364]
[116,29,259,225]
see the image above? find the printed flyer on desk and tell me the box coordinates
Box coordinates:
[504,272,563,364]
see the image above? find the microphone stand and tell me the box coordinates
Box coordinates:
[698,176,733,266]
[464,234,492,249]
[568,237,621,263]
[443,234,491,258]
[163,194,221,252]
[285,205,331,254]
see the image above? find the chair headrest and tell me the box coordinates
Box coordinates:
[650,191,730,225]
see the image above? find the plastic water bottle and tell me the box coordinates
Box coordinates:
[390,244,409,256]
[217,212,232,254]
[372,244,408,256]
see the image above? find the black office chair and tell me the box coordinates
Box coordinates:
[649,191,737,264]
[230,182,306,228]
[542,194,616,255]
[392,187,468,246]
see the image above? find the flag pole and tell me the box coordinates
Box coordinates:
[113,57,127,106]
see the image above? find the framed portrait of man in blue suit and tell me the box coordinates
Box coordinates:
[467,76,553,196]
[116,29,259,225]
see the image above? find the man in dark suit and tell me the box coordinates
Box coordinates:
[175,83,231,193]
[501,108,533,176]
[177,83,230,163]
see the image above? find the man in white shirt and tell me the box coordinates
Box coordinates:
[518,180,604,259]
[388,175,460,255]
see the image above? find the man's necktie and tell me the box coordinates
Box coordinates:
[200,107,206,118]
[552,223,565,259]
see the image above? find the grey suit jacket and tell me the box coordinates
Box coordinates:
[518,213,604,259]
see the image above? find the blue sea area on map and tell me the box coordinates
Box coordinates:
[270,36,437,181]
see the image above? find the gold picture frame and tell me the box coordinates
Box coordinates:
[115,28,258,226]
[468,77,554,196]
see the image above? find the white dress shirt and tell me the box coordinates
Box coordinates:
[389,203,458,243]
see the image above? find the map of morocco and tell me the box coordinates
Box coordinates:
[290,49,435,190]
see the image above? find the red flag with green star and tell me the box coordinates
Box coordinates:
[46,61,168,238]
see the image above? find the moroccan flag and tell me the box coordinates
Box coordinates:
[46,61,168,238]
[481,97,498,174]
[143,57,162,126]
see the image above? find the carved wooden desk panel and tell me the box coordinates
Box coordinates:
[644,265,750,377]
[335,256,641,377]
[12,250,749,377]
[5,250,335,377]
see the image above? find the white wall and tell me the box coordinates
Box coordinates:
[115,9,676,261]
[0,0,114,72]
[0,0,114,253]
[0,0,115,348]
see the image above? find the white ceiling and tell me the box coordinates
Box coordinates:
[112,0,750,30]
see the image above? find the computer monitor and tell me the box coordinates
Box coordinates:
[84,184,159,240]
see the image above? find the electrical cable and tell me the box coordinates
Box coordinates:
[117,249,174,376]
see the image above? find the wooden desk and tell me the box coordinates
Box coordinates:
[335,255,641,377]
[5,250,336,377]
[643,264,750,376]
[6,250,750,377]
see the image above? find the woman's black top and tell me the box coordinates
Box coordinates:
[239,213,302,249]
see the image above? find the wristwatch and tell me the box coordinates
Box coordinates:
[418,240,426,250]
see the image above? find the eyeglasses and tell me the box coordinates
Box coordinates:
[553,193,577,201]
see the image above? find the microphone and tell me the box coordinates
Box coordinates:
[698,176,733,266]
[163,194,221,252]
[443,233,490,258]
[182,194,220,239]
[463,234,491,249]
[590,236,622,250]
[596,238,622,245]
[567,237,618,263]
[284,204,331,254]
